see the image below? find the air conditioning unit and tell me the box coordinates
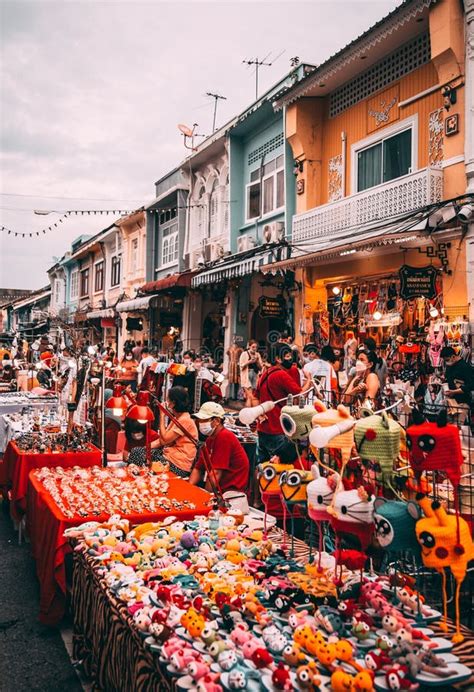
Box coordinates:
[191,249,205,269]
[205,242,225,262]
[237,235,255,253]
[263,221,285,244]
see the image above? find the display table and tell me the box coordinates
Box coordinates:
[70,529,474,692]
[26,472,212,625]
[0,392,58,452]
[1,441,101,520]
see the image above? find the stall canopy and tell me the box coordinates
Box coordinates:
[86,308,116,320]
[140,272,196,294]
[116,296,155,313]
[192,249,276,287]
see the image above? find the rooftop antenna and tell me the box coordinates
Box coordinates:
[205,92,227,133]
[242,50,285,99]
[290,56,300,67]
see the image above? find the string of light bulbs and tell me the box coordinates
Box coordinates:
[0,204,207,238]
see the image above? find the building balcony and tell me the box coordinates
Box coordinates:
[292,167,443,244]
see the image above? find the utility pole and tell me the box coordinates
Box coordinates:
[205,92,227,132]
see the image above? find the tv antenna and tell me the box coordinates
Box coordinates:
[205,92,227,133]
[177,123,204,151]
[242,50,285,99]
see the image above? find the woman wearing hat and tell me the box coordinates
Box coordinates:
[189,402,249,494]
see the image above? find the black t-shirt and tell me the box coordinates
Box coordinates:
[445,359,474,404]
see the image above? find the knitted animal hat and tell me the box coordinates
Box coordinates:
[257,461,293,496]
[310,403,354,461]
[416,495,474,642]
[307,465,339,522]
[406,410,463,488]
[354,411,401,469]
[279,468,314,505]
[280,403,316,441]
[373,498,421,555]
[329,486,375,551]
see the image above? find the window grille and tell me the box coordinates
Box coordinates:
[248,133,284,166]
[329,33,430,118]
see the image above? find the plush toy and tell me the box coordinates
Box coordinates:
[296,662,321,690]
[415,495,474,642]
[272,662,292,690]
[385,665,417,690]
[280,402,316,441]
[373,498,421,557]
[354,412,402,492]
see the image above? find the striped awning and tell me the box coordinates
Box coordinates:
[86,308,116,320]
[116,296,155,312]
[192,250,275,287]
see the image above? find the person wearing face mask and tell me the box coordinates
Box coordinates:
[342,349,380,407]
[119,349,139,392]
[149,386,198,478]
[423,375,446,421]
[122,418,159,463]
[254,344,311,465]
[189,402,249,493]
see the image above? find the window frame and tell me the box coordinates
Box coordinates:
[160,221,179,268]
[130,238,139,274]
[111,255,121,287]
[80,268,90,297]
[70,270,79,300]
[94,260,104,293]
[350,115,418,195]
[246,152,285,222]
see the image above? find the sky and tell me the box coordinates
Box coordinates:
[0,0,403,290]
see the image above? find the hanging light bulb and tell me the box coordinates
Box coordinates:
[373,310,382,321]
[332,286,341,295]
[429,307,439,318]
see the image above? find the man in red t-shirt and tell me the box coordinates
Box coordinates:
[189,402,249,494]
[256,344,310,463]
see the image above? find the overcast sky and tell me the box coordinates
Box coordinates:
[0,0,402,290]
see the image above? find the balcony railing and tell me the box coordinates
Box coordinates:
[292,167,443,244]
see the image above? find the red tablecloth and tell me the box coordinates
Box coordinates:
[2,441,101,521]
[26,472,212,626]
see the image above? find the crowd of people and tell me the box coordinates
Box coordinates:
[1,329,472,506]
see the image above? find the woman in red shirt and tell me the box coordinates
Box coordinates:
[189,402,249,494]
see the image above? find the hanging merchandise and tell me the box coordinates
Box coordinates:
[354,412,402,492]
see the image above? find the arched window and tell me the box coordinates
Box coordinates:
[197,185,206,241]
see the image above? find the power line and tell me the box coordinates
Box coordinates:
[0,191,144,203]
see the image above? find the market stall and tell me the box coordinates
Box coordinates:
[25,465,212,625]
[1,438,101,521]
[0,391,58,453]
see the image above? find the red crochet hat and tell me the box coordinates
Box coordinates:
[406,411,463,488]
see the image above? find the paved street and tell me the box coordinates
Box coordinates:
[0,502,83,692]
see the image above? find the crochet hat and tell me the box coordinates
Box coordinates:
[354,412,401,468]
[280,403,315,441]
[279,468,313,505]
[307,465,338,522]
[416,495,474,642]
[329,486,374,551]
[373,498,421,554]
[310,403,354,460]
[406,411,463,488]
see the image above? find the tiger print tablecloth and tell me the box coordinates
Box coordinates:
[71,529,474,692]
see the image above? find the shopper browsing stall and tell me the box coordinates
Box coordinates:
[343,348,380,408]
[189,402,249,493]
[441,346,473,424]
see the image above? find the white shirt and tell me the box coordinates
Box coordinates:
[137,355,156,384]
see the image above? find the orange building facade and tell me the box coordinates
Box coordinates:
[269,0,470,351]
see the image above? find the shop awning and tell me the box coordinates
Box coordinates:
[261,228,426,273]
[192,250,275,287]
[86,308,116,320]
[140,272,196,294]
[116,296,154,312]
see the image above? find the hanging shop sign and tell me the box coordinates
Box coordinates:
[399,265,437,300]
[365,313,402,328]
[258,296,286,319]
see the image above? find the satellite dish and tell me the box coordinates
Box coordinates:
[178,123,194,137]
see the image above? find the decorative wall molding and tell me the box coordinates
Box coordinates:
[328,154,343,202]
[428,108,444,168]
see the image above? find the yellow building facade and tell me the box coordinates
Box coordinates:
[272,0,470,349]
